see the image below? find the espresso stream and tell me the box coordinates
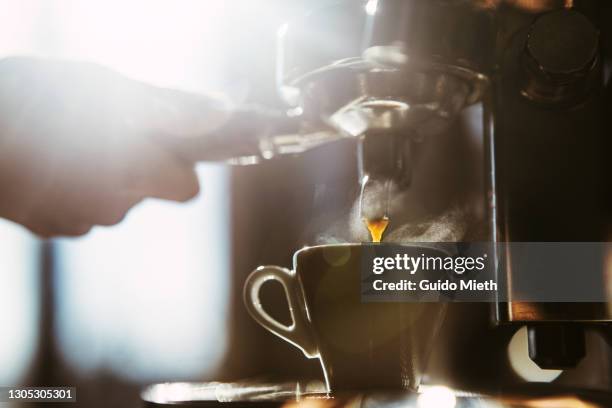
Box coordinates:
[365,217,389,242]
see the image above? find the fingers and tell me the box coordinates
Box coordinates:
[0,59,208,239]
[88,193,144,226]
[21,190,143,238]
[144,87,233,137]
[139,88,265,162]
[122,140,200,202]
[27,222,93,239]
[15,133,200,238]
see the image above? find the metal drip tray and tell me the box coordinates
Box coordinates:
[142,381,328,407]
[141,381,612,407]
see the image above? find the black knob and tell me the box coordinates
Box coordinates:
[521,10,600,106]
[528,324,586,369]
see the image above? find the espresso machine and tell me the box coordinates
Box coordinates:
[270,0,610,386]
[143,0,612,405]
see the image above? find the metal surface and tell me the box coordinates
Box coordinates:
[528,325,586,369]
[220,0,612,395]
[141,381,612,407]
[494,6,609,326]
[276,0,495,227]
[520,9,600,105]
[278,0,495,94]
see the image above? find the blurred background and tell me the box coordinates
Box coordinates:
[3,1,611,407]
[0,1,335,406]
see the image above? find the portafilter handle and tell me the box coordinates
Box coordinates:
[155,105,304,163]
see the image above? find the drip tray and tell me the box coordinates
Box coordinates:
[141,381,328,407]
[141,381,612,407]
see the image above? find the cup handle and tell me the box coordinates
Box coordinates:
[243,265,318,358]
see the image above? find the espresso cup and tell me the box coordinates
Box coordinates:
[243,244,447,392]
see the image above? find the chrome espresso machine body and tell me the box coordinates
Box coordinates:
[263,0,612,392]
[141,1,612,405]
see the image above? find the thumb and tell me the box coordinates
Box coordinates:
[146,88,235,137]
[147,93,292,162]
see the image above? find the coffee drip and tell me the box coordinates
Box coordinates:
[364,217,389,243]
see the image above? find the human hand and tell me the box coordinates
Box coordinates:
[0,57,230,237]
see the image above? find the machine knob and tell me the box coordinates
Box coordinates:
[527,325,586,369]
[521,9,600,106]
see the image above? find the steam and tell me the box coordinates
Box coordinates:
[384,205,468,243]
[316,196,470,245]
